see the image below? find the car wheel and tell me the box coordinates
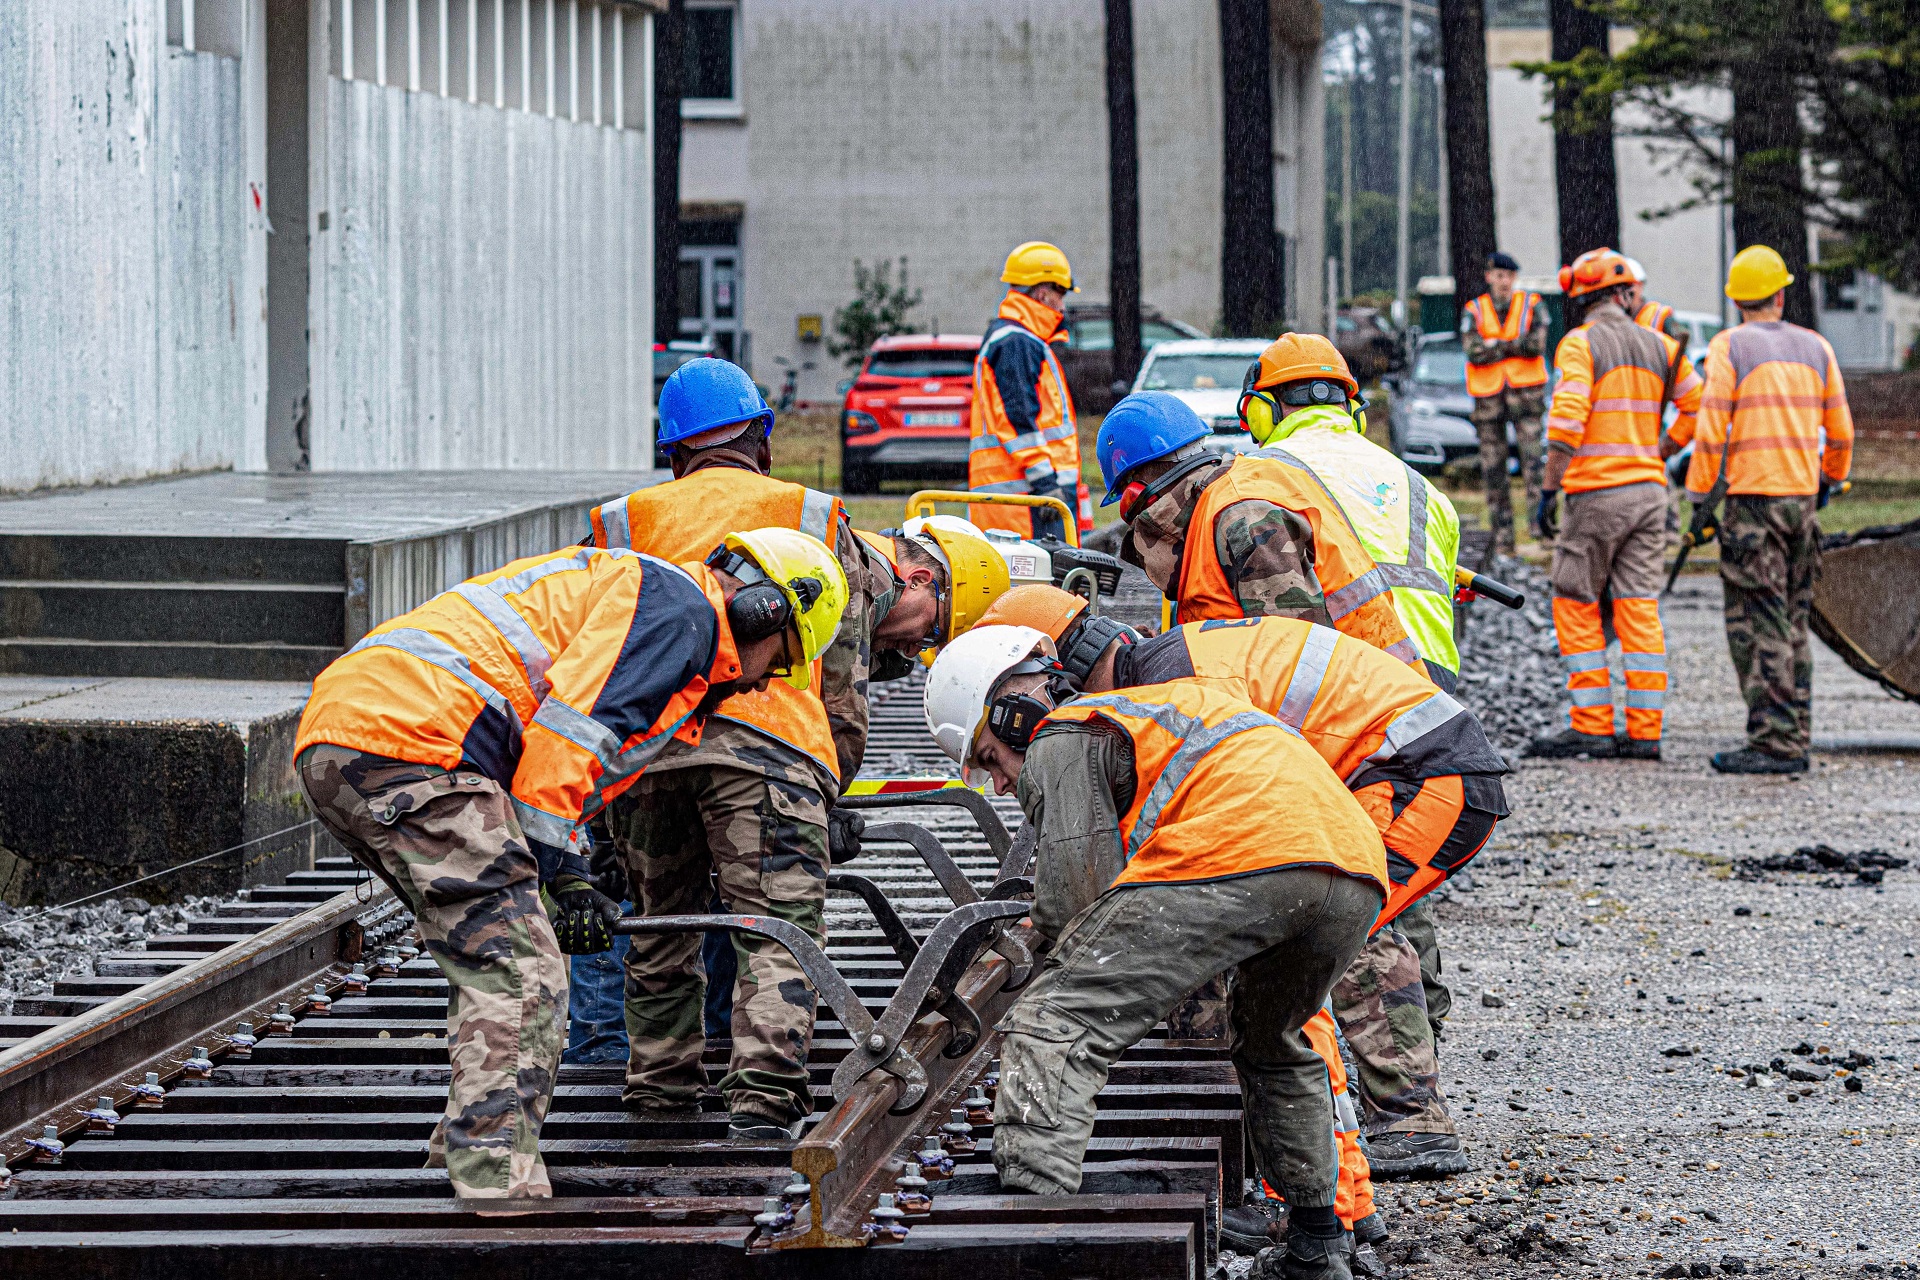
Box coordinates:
[841,461,876,495]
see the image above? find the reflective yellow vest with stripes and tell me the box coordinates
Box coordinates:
[1257,406,1461,682]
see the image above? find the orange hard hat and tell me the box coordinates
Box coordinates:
[1247,332,1359,399]
[975,583,1088,643]
[1558,247,1634,299]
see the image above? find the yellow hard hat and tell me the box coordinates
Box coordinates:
[1000,241,1077,292]
[718,528,849,689]
[1725,245,1794,303]
[905,518,1013,644]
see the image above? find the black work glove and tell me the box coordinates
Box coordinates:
[589,838,629,903]
[828,808,865,865]
[1535,490,1560,542]
[1816,478,1833,510]
[550,866,623,955]
[1028,476,1069,542]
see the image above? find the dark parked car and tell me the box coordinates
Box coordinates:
[1058,303,1206,413]
[1335,306,1405,384]
[1386,332,1491,475]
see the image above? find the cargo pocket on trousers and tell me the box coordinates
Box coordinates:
[992,1006,1089,1132]
[1548,541,1594,601]
[367,769,468,829]
[761,782,830,903]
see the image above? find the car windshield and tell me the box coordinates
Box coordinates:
[1141,354,1254,391]
[1413,343,1467,387]
[1069,319,1193,351]
[864,349,975,379]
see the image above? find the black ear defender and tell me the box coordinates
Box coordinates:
[1279,379,1349,407]
[985,658,1077,751]
[706,546,794,644]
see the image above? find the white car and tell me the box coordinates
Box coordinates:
[1128,338,1269,460]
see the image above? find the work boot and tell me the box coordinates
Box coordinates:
[1222,1195,1287,1254]
[1525,728,1618,759]
[1353,1211,1390,1246]
[1249,1231,1354,1280]
[1364,1130,1470,1180]
[1711,748,1809,775]
[727,1111,804,1141]
[1615,736,1661,760]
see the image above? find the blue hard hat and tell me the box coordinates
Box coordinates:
[1096,391,1211,503]
[657,358,774,448]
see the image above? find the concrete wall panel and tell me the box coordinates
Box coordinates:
[313,75,651,470]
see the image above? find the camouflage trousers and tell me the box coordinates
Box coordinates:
[1332,920,1454,1137]
[1471,386,1548,554]
[1720,495,1821,757]
[609,762,830,1126]
[296,745,564,1198]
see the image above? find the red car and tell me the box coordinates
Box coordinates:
[839,334,980,494]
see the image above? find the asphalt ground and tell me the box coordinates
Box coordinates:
[1364,575,1920,1279]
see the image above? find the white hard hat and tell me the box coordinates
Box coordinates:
[924,624,1053,787]
[1623,255,1648,283]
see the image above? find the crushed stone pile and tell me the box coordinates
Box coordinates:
[0,895,221,1015]
[1454,555,1562,754]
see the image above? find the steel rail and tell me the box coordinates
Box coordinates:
[0,883,407,1163]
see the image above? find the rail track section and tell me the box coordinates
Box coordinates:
[0,678,1242,1278]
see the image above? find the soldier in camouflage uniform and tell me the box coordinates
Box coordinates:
[1104,420,1468,1180]
[1719,496,1821,759]
[1461,253,1552,553]
[299,748,566,1197]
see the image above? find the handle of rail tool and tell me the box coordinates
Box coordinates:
[1453,564,1526,610]
[904,489,1080,548]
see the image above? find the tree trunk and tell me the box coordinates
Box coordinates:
[1549,0,1619,261]
[1106,0,1143,391]
[1219,0,1282,335]
[653,0,685,347]
[1437,0,1497,320]
[1730,73,1816,328]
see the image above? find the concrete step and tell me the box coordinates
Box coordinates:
[0,637,340,680]
[0,533,346,586]
[0,580,343,646]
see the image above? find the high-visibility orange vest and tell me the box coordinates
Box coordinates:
[1673,322,1854,498]
[586,467,848,781]
[1176,454,1424,669]
[296,549,737,854]
[1464,292,1549,396]
[1040,681,1388,894]
[1545,315,1701,493]
[1634,300,1676,335]
[968,291,1079,536]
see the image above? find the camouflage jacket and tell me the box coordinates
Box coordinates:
[648,518,895,799]
[1123,460,1334,623]
[1015,719,1135,945]
[1459,296,1549,366]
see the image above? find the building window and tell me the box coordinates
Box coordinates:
[682,1,740,118]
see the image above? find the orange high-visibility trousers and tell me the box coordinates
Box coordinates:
[1264,1004,1375,1230]
[1352,774,1501,929]
[1551,596,1667,741]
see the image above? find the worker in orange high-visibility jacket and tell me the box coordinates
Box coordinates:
[969,242,1083,540]
[1097,389,1425,671]
[1528,248,1703,763]
[926,626,1387,1279]
[294,538,837,1197]
[1461,251,1551,552]
[978,587,1509,1235]
[1664,245,1854,774]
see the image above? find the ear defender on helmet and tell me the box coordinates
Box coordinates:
[705,546,795,644]
[984,657,1075,752]
[1279,379,1350,407]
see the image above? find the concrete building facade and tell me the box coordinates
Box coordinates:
[676,0,1326,403]
[0,0,660,493]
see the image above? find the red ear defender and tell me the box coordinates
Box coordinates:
[1118,480,1151,522]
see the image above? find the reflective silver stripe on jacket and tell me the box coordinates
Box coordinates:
[1385,637,1422,665]
[349,627,522,736]
[511,796,577,850]
[494,546,603,596]
[800,489,838,543]
[979,321,1077,436]
[1253,445,1396,619]
[1070,693,1289,863]
[593,498,634,549]
[973,477,1035,495]
[1275,625,1340,730]
[1388,465,1451,594]
[452,583,555,703]
[1359,689,1467,773]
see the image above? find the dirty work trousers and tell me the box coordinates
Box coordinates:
[1471,386,1547,554]
[1720,495,1821,759]
[991,866,1380,1205]
[298,745,565,1199]
[610,764,830,1126]
[1551,480,1669,741]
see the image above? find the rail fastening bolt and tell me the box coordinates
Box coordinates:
[866,1032,887,1054]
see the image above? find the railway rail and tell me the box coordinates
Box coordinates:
[0,678,1240,1278]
